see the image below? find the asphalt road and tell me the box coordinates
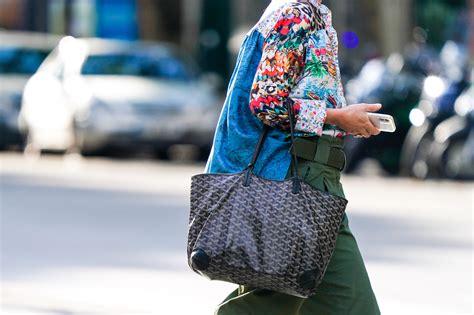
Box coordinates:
[1,152,472,315]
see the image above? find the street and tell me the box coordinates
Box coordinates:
[1,152,472,315]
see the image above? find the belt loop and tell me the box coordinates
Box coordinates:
[314,137,330,165]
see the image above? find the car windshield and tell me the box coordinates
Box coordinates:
[81,52,193,81]
[0,47,49,74]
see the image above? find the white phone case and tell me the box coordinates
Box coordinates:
[367,113,396,132]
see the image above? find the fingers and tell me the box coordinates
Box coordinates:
[355,124,378,138]
[357,128,370,138]
[354,133,370,139]
[363,103,382,112]
[362,126,380,137]
[363,128,372,138]
[361,107,381,135]
[366,121,380,135]
[345,103,383,138]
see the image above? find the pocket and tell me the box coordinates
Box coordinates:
[297,159,346,198]
[301,161,326,192]
[297,159,312,180]
[289,157,346,198]
[321,167,346,199]
[287,157,316,180]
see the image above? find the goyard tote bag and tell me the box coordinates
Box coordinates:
[186,102,348,298]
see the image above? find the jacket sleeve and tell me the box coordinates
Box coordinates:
[249,2,327,135]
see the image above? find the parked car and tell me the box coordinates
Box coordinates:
[0,31,61,149]
[20,36,221,158]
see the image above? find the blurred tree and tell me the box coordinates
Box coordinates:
[415,0,467,47]
[199,0,231,82]
[377,0,413,56]
[23,0,48,32]
[136,0,182,42]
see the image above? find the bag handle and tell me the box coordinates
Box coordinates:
[243,100,301,194]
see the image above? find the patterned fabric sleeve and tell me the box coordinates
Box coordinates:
[249,2,327,135]
[336,78,347,107]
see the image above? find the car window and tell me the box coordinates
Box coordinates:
[0,47,49,75]
[80,53,192,81]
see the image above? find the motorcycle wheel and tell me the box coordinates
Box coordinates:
[441,139,469,179]
[399,123,430,176]
[411,134,434,179]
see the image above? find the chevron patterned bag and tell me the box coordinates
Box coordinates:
[186,103,348,298]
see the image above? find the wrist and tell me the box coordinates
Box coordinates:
[325,108,342,126]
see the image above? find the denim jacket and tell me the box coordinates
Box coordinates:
[205,0,347,180]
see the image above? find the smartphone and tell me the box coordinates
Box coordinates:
[367,113,396,132]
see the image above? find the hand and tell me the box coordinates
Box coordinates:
[326,103,382,138]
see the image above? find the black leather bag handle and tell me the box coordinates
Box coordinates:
[243,100,301,193]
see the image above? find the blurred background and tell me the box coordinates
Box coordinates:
[0,0,473,314]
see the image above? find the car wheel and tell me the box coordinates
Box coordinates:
[198,146,212,161]
[23,132,41,156]
[153,147,170,160]
[72,128,98,157]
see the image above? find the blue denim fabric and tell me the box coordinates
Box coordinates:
[204,29,293,181]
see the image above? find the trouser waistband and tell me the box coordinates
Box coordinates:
[290,135,346,171]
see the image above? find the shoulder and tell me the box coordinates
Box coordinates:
[255,1,325,38]
[278,2,319,32]
[281,1,317,18]
[269,1,329,39]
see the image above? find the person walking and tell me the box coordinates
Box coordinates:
[204,0,381,314]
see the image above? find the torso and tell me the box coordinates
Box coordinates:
[204,0,346,180]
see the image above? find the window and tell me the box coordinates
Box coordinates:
[80,52,193,81]
[0,47,49,75]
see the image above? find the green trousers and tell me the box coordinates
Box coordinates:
[214,135,380,315]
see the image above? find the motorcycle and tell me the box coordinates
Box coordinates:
[399,41,469,178]
[343,44,438,174]
[426,73,473,180]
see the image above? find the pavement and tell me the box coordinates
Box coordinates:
[0,152,472,315]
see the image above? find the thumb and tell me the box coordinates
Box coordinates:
[364,103,382,112]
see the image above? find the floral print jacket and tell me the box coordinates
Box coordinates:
[205,0,347,180]
[250,0,347,138]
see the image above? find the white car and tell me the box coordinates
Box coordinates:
[20,36,221,157]
[0,31,61,149]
